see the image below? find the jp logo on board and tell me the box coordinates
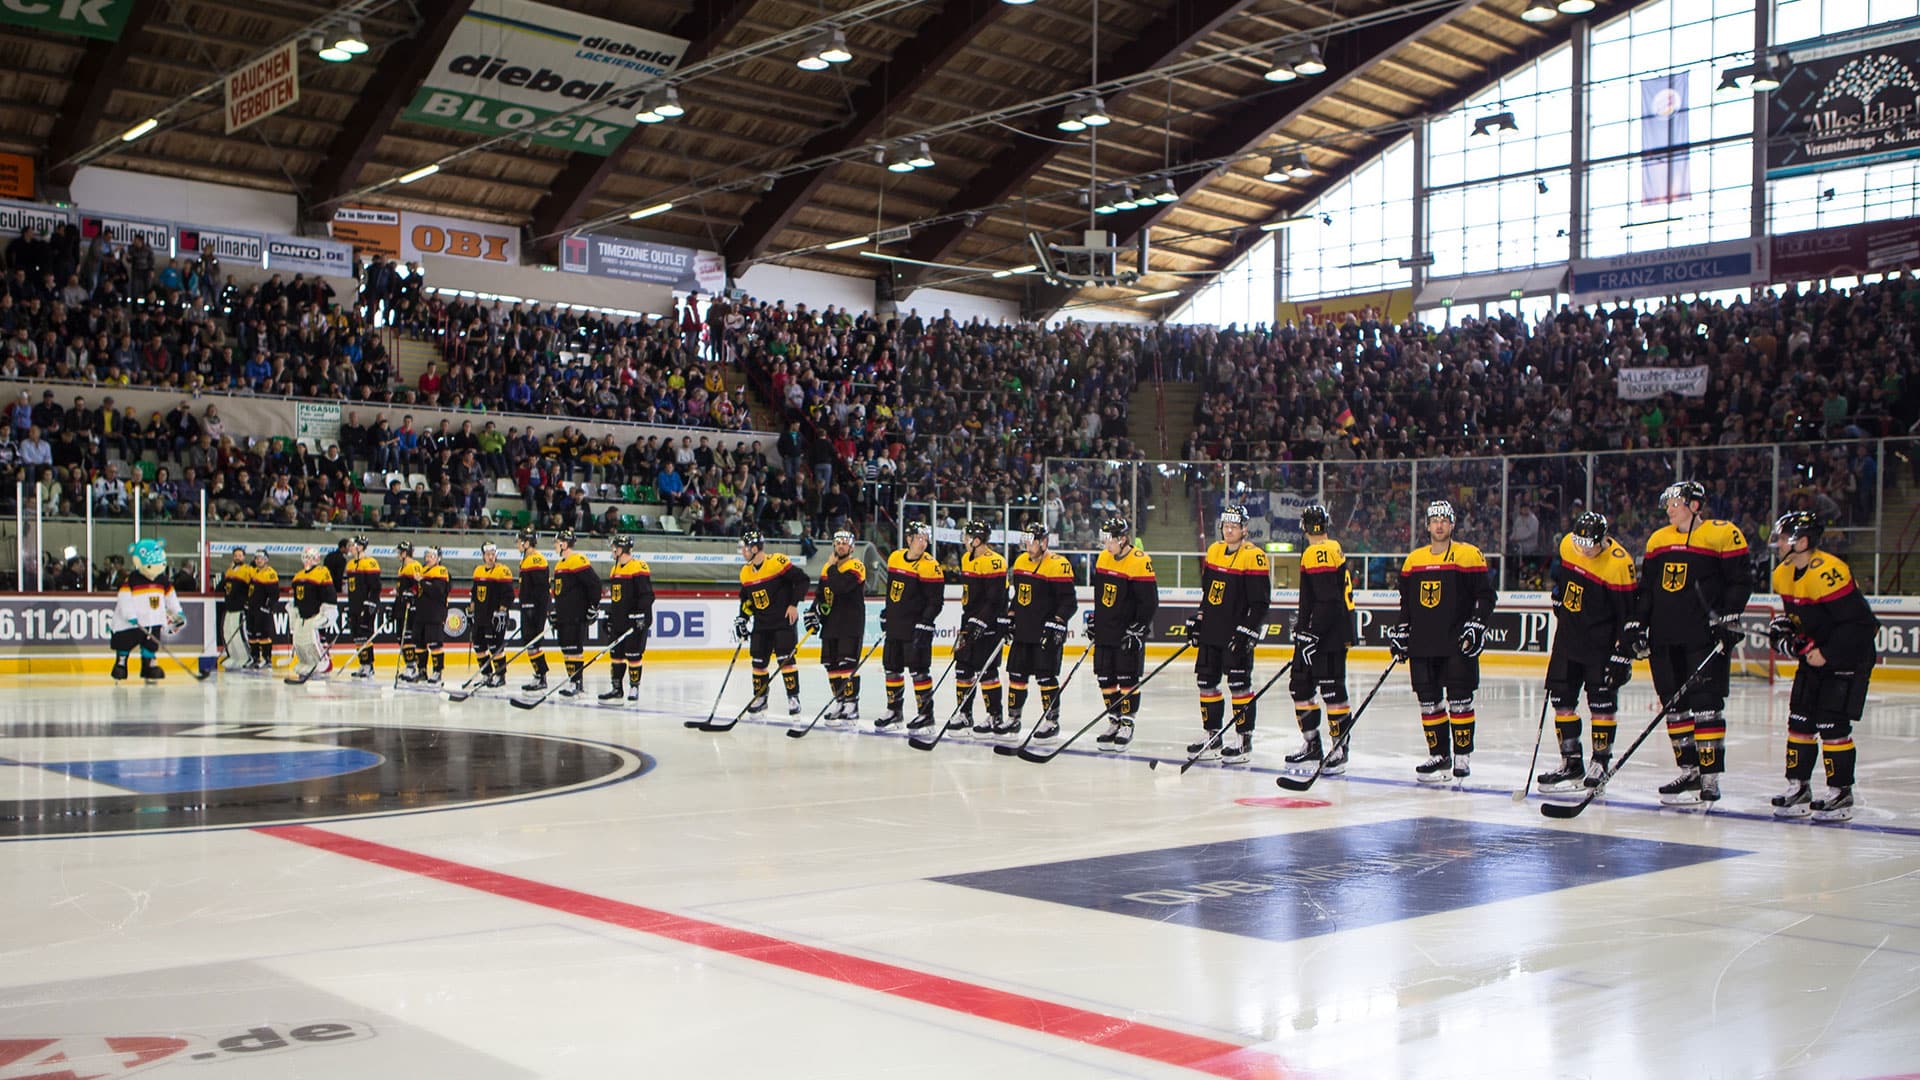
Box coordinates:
[0,721,647,839]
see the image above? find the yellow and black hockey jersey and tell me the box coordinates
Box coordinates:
[290,564,335,618]
[1090,545,1157,643]
[219,562,254,618]
[1009,550,1077,644]
[417,563,451,625]
[1637,519,1751,646]
[740,552,809,629]
[551,551,602,623]
[608,556,656,631]
[1550,533,1636,660]
[1398,541,1496,657]
[246,563,280,617]
[1195,541,1270,647]
[394,556,425,604]
[519,549,550,613]
[345,554,381,611]
[817,553,867,636]
[471,563,515,622]
[1774,551,1878,668]
[1296,537,1353,646]
[958,548,1007,628]
[882,549,945,636]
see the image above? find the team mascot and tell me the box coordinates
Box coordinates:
[112,538,187,682]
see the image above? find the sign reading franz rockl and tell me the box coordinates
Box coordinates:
[399,0,688,156]
[1569,239,1766,305]
[1766,17,1920,178]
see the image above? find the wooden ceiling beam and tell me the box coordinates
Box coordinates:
[43,2,158,187]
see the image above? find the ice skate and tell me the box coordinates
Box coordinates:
[873,707,901,730]
[907,711,935,732]
[1811,787,1854,823]
[1218,735,1251,765]
[111,657,128,681]
[1658,767,1702,806]
[990,715,1020,740]
[1770,779,1812,818]
[744,691,768,715]
[945,712,972,735]
[1283,734,1322,773]
[521,674,547,692]
[1451,752,1472,779]
[1185,730,1222,761]
[1537,759,1585,793]
[1095,717,1129,751]
[598,684,624,702]
[788,695,803,717]
[1322,743,1348,776]
[1415,755,1452,783]
[1584,757,1611,789]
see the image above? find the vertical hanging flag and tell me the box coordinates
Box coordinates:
[1640,72,1692,205]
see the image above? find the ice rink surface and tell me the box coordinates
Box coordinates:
[4,657,1920,1080]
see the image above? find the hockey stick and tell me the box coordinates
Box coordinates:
[993,639,1095,758]
[1149,657,1296,773]
[700,627,816,732]
[1274,658,1399,791]
[907,630,1005,751]
[1541,643,1725,819]
[446,624,543,702]
[510,628,634,711]
[1511,696,1553,802]
[685,640,747,729]
[284,623,338,684]
[898,647,963,740]
[389,604,414,690]
[1017,641,1193,763]
[143,628,212,681]
[790,637,883,740]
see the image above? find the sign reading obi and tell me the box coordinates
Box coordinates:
[400,0,689,155]
[1570,239,1766,305]
[1765,18,1920,179]
[561,232,724,292]
[331,206,518,265]
[1616,365,1710,400]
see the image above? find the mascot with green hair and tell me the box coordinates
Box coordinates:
[112,538,187,681]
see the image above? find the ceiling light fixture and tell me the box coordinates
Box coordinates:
[1471,111,1519,137]
[1080,96,1111,127]
[653,87,684,117]
[1263,56,1296,82]
[907,140,935,169]
[1293,44,1326,76]
[992,263,1039,278]
[824,235,869,250]
[1748,54,1788,91]
[1134,290,1181,303]
[1556,0,1596,12]
[397,163,440,184]
[1262,156,1290,182]
[885,145,915,172]
[818,29,853,64]
[1285,152,1313,178]
[1153,179,1179,204]
[628,202,673,220]
[1056,109,1088,132]
[316,31,352,62]
[120,117,158,142]
[1520,1,1557,21]
[334,18,369,54]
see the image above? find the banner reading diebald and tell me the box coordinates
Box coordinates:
[1765,17,1920,179]
[400,0,688,156]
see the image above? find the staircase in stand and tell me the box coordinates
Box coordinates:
[1128,378,1204,554]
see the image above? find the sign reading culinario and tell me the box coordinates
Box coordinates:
[560,232,726,292]
[400,0,689,155]
[1766,17,1920,178]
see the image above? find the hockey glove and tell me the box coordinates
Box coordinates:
[1293,630,1320,668]
[585,605,601,625]
[1709,612,1744,651]
[1458,619,1487,659]
[1124,622,1150,650]
[995,614,1013,637]
[1767,614,1814,658]
[1083,609,1096,632]
[1607,652,1634,688]
[547,609,560,632]
[964,616,992,637]
[637,612,652,634]
[1619,620,1651,660]
[914,622,936,636]
[1230,624,1261,663]
[1042,619,1068,649]
[319,604,338,627]
[1183,611,1203,636]
[733,614,750,642]
[1385,622,1412,661]
[166,614,188,634]
[802,606,821,634]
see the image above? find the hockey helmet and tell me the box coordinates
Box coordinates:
[301,546,321,565]
[964,519,992,542]
[554,529,576,546]
[1102,516,1132,539]
[349,534,369,550]
[1660,480,1707,508]
[1425,500,1456,523]
[516,528,538,546]
[1219,504,1249,528]
[1774,510,1824,549]
[1023,521,1049,543]
[740,529,765,549]
[612,534,635,552]
[904,520,932,543]
[832,529,857,546]
[1299,503,1331,534]
[481,542,499,558]
[423,545,443,563]
[1571,510,1609,547]
[395,540,414,556]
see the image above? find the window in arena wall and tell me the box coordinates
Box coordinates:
[1775,0,1919,43]
[1276,137,1414,303]
[1170,233,1276,327]
[1581,0,1755,257]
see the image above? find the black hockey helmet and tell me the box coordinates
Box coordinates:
[1774,510,1824,549]
[612,534,634,552]
[349,534,369,550]
[1023,521,1049,543]
[395,540,414,556]
[1101,516,1131,539]
[1219,504,1249,527]
[1572,510,1609,545]
[964,519,992,542]
[904,520,932,543]
[1425,500,1456,523]
[740,529,765,549]
[1299,503,1331,534]
[516,528,537,546]
[554,529,576,546]
[1661,479,1706,508]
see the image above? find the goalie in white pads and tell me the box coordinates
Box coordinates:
[288,547,338,679]
[1540,512,1636,792]
[1767,511,1875,822]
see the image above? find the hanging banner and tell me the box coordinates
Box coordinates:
[1639,72,1691,204]
[1616,365,1710,400]
[399,0,689,156]
[1771,216,1920,280]
[0,152,32,199]
[329,206,402,261]
[295,401,343,446]
[225,40,300,134]
[1274,287,1414,327]
[79,211,173,255]
[0,0,133,40]
[560,232,722,290]
[265,234,355,277]
[178,226,265,267]
[1569,239,1766,304]
[402,208,518,265]
[0,197,71,240]
[1765,17,1920,179]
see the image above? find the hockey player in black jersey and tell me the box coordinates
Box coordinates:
[1285,504,1355,774]
[808,529,868,725]
[1005,522,1078,741]
[1540,511,1637,792]
[1390,500,1497,782]
[1186,505,1271,765]
[1768,510,1876,822]
[952,520,1008,737]
[1088,517,1156,751]
[737,530,811,716]
[880,521,946,730]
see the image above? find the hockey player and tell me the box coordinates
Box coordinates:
[1622,480,1751,807]
[1089,518,1156,751]
[807,529,867,725]
[1767,510,1875,822]
[1388,500,1496,782]
[602,535,654,702]
[549,530,602,697]
[393,541,425,681]
[1005,522,1077,742]
[110,539,186,681]
[879,521,945,730]
[952,520,1007,737]
[410,547,451,684]
[288,547,338,680]
[217,546,251,669]
[344,536,381,677]
[516,529,553,691]
[1539,511,1636,792]
[245,550,280,671]
[1286,504,1355,774]
[737,529,810,715]
[1185,506,1271,765]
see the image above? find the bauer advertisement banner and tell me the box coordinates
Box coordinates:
[1764,17,1920,179]
[399,0,689,155]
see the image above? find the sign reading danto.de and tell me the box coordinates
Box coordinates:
[226,40,300,134]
